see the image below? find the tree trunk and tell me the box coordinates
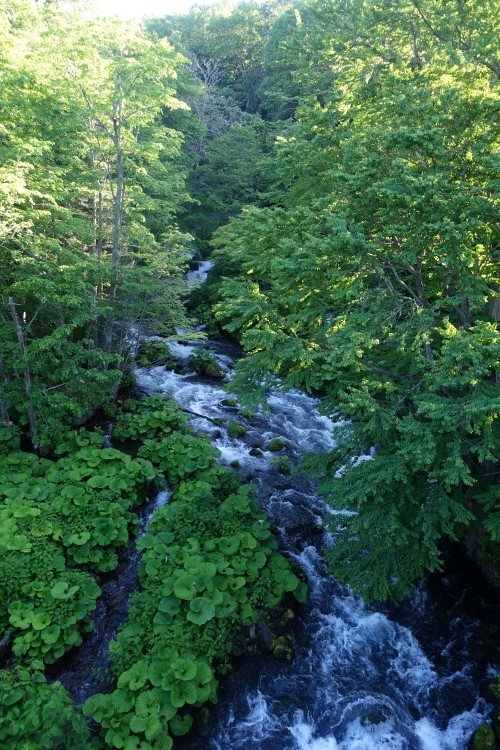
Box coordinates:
[93,188,105,349]
[8,296,38,447]
[112,76,124,268]
[104,75,125,354]
[112,143,123,267]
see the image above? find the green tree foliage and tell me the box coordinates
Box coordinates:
[258,4,306,119]
[0,0,191,450]
[159,0,283,114]
[189,114,271,246]
[150,1,295,250]
[214,0,499,600]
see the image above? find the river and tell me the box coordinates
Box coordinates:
[133,328,498,750]
[54,260,498,747]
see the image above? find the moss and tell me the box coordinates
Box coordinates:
[227,420,246,439]
[271,455,290,474]
[272,636,293,660]
[221,398,238,408]
[493,712,500,744]
[484,676,500,706]
[188,350,224,379]
[119,367,137,390]
[471,724,496,750]
[268,438,284,452]
[136,340,175,368]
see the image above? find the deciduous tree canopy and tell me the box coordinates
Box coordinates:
[0,0,191,451]
[212,0,499,600]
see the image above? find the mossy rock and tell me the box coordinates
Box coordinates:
[471,723,496,750]
[221,398,238,408]
[119,369,137,389]
[268,438,285,452]
[271,456,290,474]
[188,350,224,379]
[272,635,293,660]
[230,460,240,469]
[492,712,500,744]
[227,420,246,439]
[203,363,223,379]
[484,677,500,705]
[136,340,175,368]
[249,447,263,457]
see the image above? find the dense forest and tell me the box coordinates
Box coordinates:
[0,0,498,748]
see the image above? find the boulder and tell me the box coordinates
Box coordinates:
[227,420,246,439]
[268,437,285,452]
[136,340,175,368]
[188,350,224,379]
[470,724,496,750]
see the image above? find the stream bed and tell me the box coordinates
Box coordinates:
[134,335,499,750]
[54,317,499,749]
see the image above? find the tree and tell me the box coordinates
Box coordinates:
[162,0,284,114]
[213,0,499,600]
[0,0,192,450]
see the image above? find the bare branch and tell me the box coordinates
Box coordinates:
[355,356,406,379]
[382,263,425,308]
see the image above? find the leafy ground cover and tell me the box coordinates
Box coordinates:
[84,396,306,750]
[0,437,156,667]
[0,395,306,750]
[0,426,158,748]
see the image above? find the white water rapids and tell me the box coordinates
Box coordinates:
[186,260,214,287]
[135,338,497,750]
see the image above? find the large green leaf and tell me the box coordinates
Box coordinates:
[186,597,215,625]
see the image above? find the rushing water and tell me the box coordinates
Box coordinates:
[134,337,499,750]
[186,260,214,287]
[53,326,498,744]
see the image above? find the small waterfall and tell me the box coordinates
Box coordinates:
[186,260,214,287]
